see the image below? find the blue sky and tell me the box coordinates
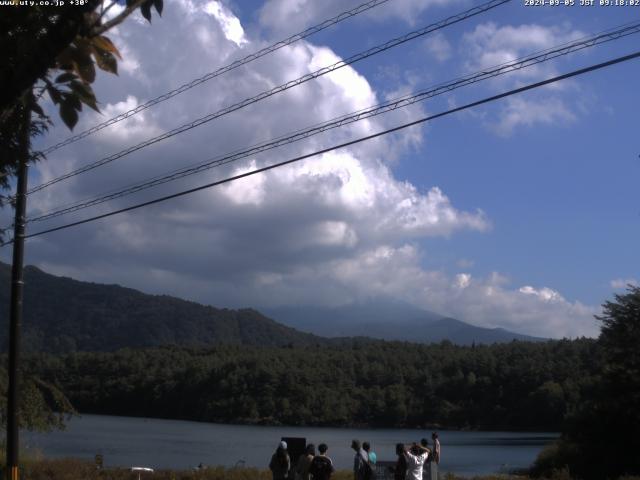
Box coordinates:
[235,0,640,308]
[2,0,638,337]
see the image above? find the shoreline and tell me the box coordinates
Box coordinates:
[70,410,562,434]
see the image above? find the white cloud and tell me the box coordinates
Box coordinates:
[455,273,471,289]
[12,0,599,341]
[424,33,452,62]
[610,278,638,289]
[204,1,248,47]
[490,96,576,136]
[258,0,459,35]
[461,22,585,135]
[519,285,564,302]
[463,22,585,76]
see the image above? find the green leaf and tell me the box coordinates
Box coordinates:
[92,36,122,60]
[70,41,96,83]
[69,81,100,113]
[55,72,76,84]
[30,102,45,118]
[75,59,96,84]
[47,85,62,105]
[140,0,152,22]
[94,50,118,75]
[63,93,82,112]
[153,0,163,16]
[59,101,79,130]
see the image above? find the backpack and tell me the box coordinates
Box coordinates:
[309,455,333,480]
[362,455,376,480]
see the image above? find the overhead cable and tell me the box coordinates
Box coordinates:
[26,0,511,196]
[3,49,636,246]
[40,0,392,155]
[25,20,640,224]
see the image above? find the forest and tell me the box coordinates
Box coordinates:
[21,338,599,431]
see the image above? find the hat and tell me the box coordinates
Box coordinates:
[280,441,288,449]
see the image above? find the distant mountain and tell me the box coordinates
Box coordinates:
[0,262,323,353]
[263,301,546,345]
[0,261,544,353]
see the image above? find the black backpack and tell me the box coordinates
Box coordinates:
[362,455,376,480]
[309,455,333,480]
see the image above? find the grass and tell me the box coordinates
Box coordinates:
[6,458,640,480]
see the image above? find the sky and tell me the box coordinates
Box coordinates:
[2,0,639,338]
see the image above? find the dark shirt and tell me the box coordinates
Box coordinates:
[394,454,407,480]
[354,449,369,480]
[270,452,290,480]
[309,454,335,480]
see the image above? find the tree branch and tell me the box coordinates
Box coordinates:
[91,0,147,37]
[99,0,119,21]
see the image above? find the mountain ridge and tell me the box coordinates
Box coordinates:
[0,261,323,352]
[263,303,546,344]
[0,261,545,351]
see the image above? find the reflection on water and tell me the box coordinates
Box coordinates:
[24,414,557,477]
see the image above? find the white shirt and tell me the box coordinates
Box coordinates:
[404,451,429,480]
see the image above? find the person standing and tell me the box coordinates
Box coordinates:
[404,442,429,480]
[351,439,369,480]
[309,443,335,480]
[363,442,377,465]
[270,441,291,480]
[394,443,408,480]
[296,444,316,480]
[431,433,441,464]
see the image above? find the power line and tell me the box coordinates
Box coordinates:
[39,0,392,155]
[26,0,511,196]
[25,20,640,224]
[3,49,636,246]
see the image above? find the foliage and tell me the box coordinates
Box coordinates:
[532,286,640,480]
[0,0,162,198]
[0,366,75,433]
[0,263,322,352]
[18,458,640,480]
[21,338,599,431]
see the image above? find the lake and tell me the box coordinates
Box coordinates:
[24,414,557,477]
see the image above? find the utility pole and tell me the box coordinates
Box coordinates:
[6,101,30,480]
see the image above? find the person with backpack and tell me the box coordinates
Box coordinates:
[308,443,335,480]
[296,444,316,480]
[269,441,291,480]
[363,442,377,465]
[351,439,372,480]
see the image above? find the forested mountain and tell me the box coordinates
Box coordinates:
[263,302,545,344]
[24,338,599,431]
[0,262,322,352]
[1,261,543,352]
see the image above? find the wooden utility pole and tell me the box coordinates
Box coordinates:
[5,102,30,480]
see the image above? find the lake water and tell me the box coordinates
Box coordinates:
[24,414,557,477]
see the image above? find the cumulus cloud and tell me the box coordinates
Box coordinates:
[3,0,598,341]
[610,278,639,289]
[204,1,248,47]
[424,33,452,62]
[258,0,459,35]
[462,22,585,78]
[460,22,585,135]
[490,96,576,136]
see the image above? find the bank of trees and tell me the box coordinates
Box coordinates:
[24,338,598,431]
[532,286,640,479]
